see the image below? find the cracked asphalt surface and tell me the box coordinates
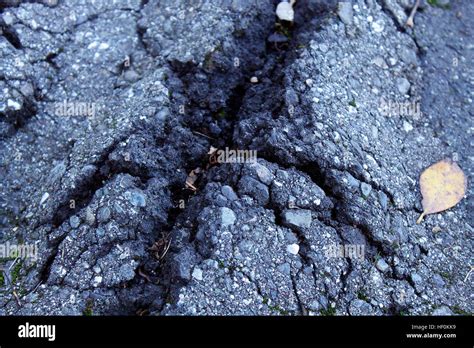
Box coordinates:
[0,0,472,316]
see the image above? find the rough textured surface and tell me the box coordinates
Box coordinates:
[0,0,472,316]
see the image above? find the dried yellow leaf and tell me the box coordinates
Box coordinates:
[417,159,467,224]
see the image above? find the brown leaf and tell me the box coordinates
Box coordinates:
[417,159,467,223]
[185,167,201,191]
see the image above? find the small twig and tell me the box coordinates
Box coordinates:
[160,239,172,260]
[138,268,152,282]
[416,211,425,224]
[192,131,215,140]
[32,281,42,294]
[8,257,19,272]
[185,182,197,191]
[406,0,421,28]
[464,265,473,282]
[12,290,22,306]
[136,308,149,316]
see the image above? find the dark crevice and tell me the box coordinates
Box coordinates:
[348,220,390,258]
[0,98,37,140]
[165,182,197,238]
[44,51,60,71]
[149,8,337,297]
[40,168,149,284]
[164,1,335,152]
[259,149,397,301]
[294,162,332,197]
[12,0,396,313]
[32,135,129,231]
[0,23,22,49]
[50,164,149,229]
[299,160,396,209]
[135,19,148,54]
[2,0,463,317]
[220,83,246,145]
[412,31,427,59]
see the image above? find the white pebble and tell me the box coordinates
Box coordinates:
[276,1,294,22]
[7,99,21,110]
[93,276,103,286]
[192,267,203,281]
[40,192,50,204]
[372,20,385,33]
[287,243,300,255]
[403,121,413,132]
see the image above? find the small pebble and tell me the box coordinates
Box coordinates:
[192,267,203,281]
[397,77,411,95]
[287,243,300,255]
[372,19,385,33]
[69,215,80,229]
[40,192,50,204]
[403,121,413,132]
[375,259,390,273]
[276,1,294,21]
[337,1,354,26]
[360,182,372,198]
